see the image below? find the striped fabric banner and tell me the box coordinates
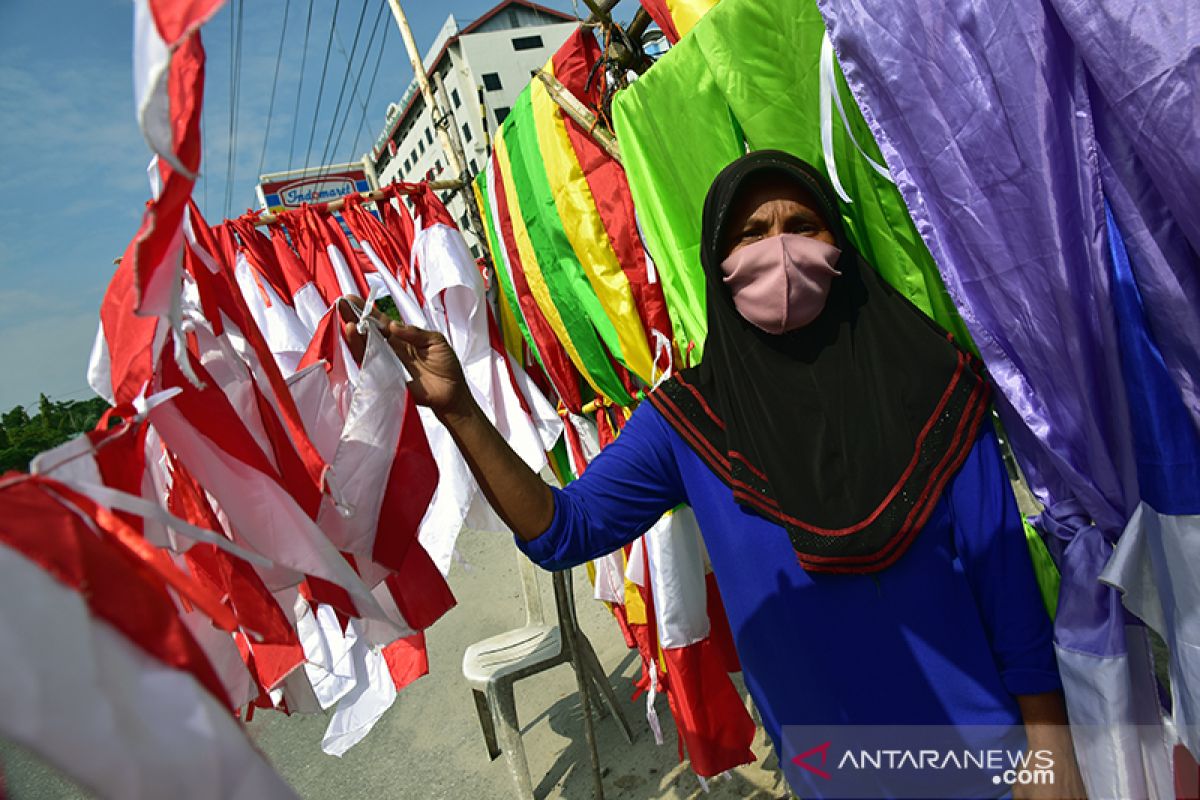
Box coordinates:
[473,31,672,408]
[639,0,721,43]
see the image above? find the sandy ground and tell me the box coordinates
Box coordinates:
[1,524,792,800]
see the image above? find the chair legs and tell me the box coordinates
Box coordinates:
[488,682,536,800]
[575,632,635,744]
[471,688,501,761]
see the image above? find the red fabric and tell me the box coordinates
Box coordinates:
[98,245,160,404]
[130,24,206,315]
[0,478,232,708]
[182,208,331,497]
[660,638,757,777]
[639,544,756,778]
[404,182,457,230]
[637,0,682,43]
[371,394,438,573]
[1177,745,1200,800]
[320,210,371,297]
[489,149,584,412]
[340,195,411,286]
[146,0,224,44]
[552,32,675,366]
[167,454,304,689]
[485,306,533,417]
[277,207,343,305]
[228,218,293,305]
[300,574,357,631]
[383,632,430,691]
[267,223,316,298]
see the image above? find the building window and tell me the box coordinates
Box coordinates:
[425,127,433,145]
[411,150,418,165]
[418,139,425,154]
[469,158,478,174]
[470,244,481,259]
[494,106,511,124]
[440,192,451,204]
[403,158,410,173]
[482,73,502,91]
[512,35,543,51]
[460,214,470,230]
[451,88,461,108]
[434,159,442,173]
[462,122,473,143]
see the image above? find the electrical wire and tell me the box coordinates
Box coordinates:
[256,0,293,180]
[326,5,386,173]
[346,18,390,165]
[301,0,343,171]
[316,0,377,176]
[287,0,316,171]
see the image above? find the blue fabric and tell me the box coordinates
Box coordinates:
[1104,200,1200,515]
[518,402,1061,757]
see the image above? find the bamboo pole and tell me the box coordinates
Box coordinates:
[251,180,462,227]
[385,0,486,240]
[532,69,622,164]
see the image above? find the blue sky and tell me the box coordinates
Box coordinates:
[0,0,585,412]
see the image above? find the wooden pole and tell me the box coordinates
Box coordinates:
[385,0,486,238]
[532,69,622,164]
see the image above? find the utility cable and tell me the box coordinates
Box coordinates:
[287,0,316,171]
[316,0,376,176]
[326,5,385,174]
[346,18,390,165]
[256,0,293,180]
[301,0,343,171]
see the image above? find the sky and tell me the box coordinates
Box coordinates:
[0,0,596,412]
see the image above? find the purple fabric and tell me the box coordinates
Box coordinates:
[1049,0,1200,255]
[814,0,1198,660]
[1091,93,1200,436]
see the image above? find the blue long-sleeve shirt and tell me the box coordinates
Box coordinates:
[517,402,1059,767]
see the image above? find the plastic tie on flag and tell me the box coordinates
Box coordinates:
[647,658,664,746]
[819,31,893,205]
[355,285,382,336]
[320,466,356,520]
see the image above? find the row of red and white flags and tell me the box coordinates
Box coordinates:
[0,1,756,795]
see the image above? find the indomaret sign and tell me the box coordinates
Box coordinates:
[256,164,372,214]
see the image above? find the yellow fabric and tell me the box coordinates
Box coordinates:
[531,66,657,384]
[473,179,526,359]
[666,0,721,38]
[493,134,598,393]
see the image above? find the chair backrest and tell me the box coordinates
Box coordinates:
[516,549,546,627]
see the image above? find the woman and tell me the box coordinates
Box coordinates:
[348,151,1082,797]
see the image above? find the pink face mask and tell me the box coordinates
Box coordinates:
[720,233,842,334]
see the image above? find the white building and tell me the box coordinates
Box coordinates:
[368,0,578,257]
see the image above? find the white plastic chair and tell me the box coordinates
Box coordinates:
[462,552,634,800]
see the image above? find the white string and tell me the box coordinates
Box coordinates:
[819,31,893,205]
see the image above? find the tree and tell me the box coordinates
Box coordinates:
[0,396,111,474]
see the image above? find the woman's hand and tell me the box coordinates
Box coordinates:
[339,298,470,418]
[337,295,554,540]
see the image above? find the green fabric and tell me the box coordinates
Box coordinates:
[613,0,974,360]
[547,436,576,485]
[502,91,635,405]
[1023,518,1061,620]
[611,51,745,362]
[475,169,544,373]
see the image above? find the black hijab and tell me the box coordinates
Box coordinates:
[647,151,991,574]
